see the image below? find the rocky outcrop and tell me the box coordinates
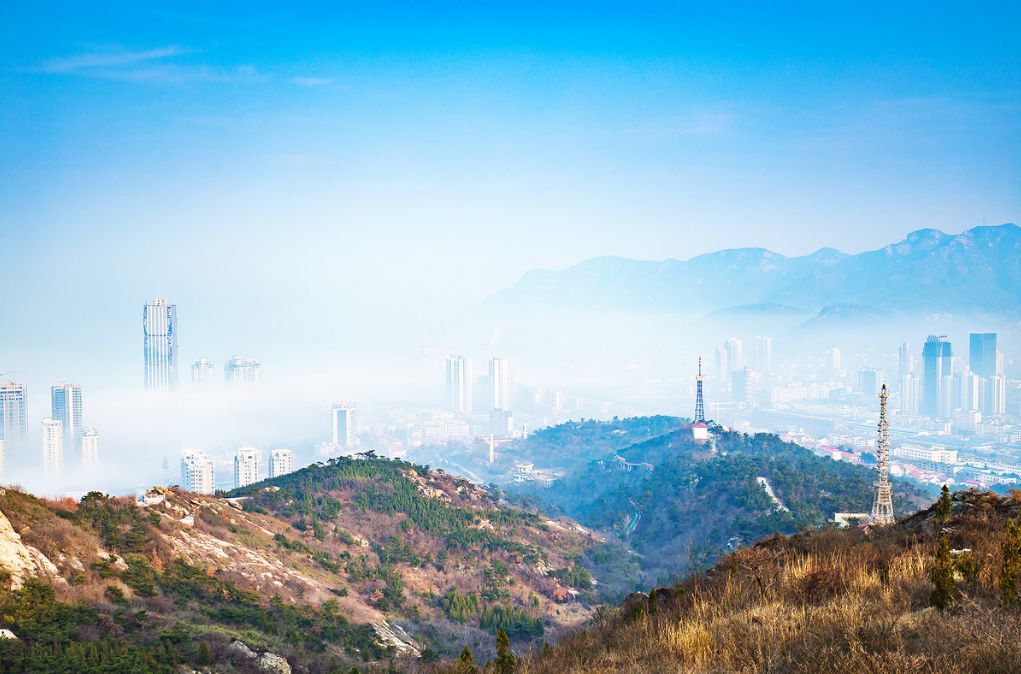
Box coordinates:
[227,639,292,673]
[372,621,421,658]
[0,509,60,589]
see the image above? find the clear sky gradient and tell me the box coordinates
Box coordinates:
[1,2,1019,360]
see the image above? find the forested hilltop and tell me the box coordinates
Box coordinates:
[0,456,601,672]
[507,419,931,588]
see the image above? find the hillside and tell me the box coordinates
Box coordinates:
[478,488,1021,674]
[0,456,601,672]
[507,420,931,588]
[488,223,1021,315]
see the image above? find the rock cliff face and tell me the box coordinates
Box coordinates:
[0,506,59,589]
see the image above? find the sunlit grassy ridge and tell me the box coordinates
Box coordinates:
[483,489,1021,674]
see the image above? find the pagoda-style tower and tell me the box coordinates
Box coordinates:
[870,384,895,525]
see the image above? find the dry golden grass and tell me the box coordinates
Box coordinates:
[466,490,1021,674]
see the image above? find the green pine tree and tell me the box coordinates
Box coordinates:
[930,535,955,610]
[458,646,479,674]
[494,627,516,674]
[935,484,952,524]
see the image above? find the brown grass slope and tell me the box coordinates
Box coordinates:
[487,489,1021,674]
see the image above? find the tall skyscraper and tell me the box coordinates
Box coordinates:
[143,298,178,391]
[489,408,514,439]
[234,447,261,488]
[445,355,473,413]
[922,335,953,417]
[753,336,772,373]
[0,381,27,446]
[713,346,729,384]
[191,358,215,387]
[41,417,63,473]
[489,358,511,410]
[331,403,359,450]
[858,368,881,397]
[224,356,262,386]
[981,376,1007,416]
[900,374,920,415]
[269,448,294,478]
[969,333,997,379]
[898,342,913,378]
[953,371,980,411]
[731,367,760,404]
[181,448,215,495]
[724,338,743,372]
[79,427,99,466]
[50,383,83,445]
[826,347,842,371]
[0,437,5,476]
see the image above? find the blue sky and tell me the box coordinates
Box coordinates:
[1,2,1019,362]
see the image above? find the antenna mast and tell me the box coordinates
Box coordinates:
[694,356,706,423]
[870,384,895,525]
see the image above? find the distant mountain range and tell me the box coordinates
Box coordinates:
[489,224,1021,315]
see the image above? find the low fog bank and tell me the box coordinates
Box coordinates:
[3,298,1017,499]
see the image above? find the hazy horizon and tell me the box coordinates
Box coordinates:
[1,3,1019,497]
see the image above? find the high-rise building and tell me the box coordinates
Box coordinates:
[181,448,215,495]
[0,381,27,446]
[713,346,729,384]
[224,356,262,386]
[143,298,178,391]
[826,347,842,371]
[331,403,359,450]
[981,376,1007,416]
[898,342,913,378]
[953,371,980,412]
[969,333,998,379]
[922,335,953,417]
[731,367,760,404]
[445,355,473,413]
[0,437,4,475]
[50,383,83,444]
[724,338,743,372]
[78,427,99,466]
[899,375,920,415]
[858,368,882,397]
[234,447,261,488]
[269,448,294,478]
[191,358,216,387]
[41,417,63,473]
[489,408,514,439]
[489,358,511,410]
[753,336,772,374]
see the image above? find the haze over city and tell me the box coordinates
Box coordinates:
[1,3,1019,498]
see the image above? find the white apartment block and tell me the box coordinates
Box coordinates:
[269,448,294,478]
[234,447,261,488]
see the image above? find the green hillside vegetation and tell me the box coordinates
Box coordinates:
[0,455,601,672]
[510,421,931,589]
